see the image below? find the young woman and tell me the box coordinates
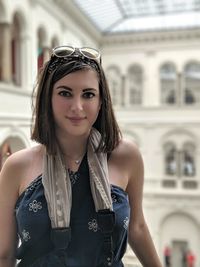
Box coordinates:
[0,46,162,267]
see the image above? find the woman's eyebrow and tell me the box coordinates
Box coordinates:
[82,88,98,92]
[55,86,98,92]
[55,85,72,90]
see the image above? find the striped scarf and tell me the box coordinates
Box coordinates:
[42,128,113,228]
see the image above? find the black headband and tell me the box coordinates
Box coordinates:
[48,55,100,74]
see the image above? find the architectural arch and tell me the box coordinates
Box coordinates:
[0,6,28,84]
[106,65,122,107]
[183,60,200,105]
[158,61,177,73]
[0,3,26,83]
[160,128,197,147]
[0,1,7,80]
[10,11,26,85]
[159,61,177,105]
[182,142,196,177]
[0,0,11,23]
[0,127,30,169]
[163,141,177,176]
[11,7,28,34]
[160,129,197,187]
[127,63,143,106]
[0,0,7,22]
[0,127,30,147]
[37,26,49,70]
[160,211,200,267]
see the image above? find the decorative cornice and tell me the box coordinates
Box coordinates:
[101,28,200,46]
[0,84,32,97]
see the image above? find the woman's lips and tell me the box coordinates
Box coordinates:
[67,116,86,123]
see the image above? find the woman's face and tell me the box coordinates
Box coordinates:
[52,68,101,138]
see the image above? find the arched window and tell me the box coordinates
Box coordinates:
[106,66,122,106]
[51,37,59,50]
[183,62,200,105]
[0,2,5,81]
[11,13,22,85]
[0,141,12,170]
[164,142,177,176]
[37,27,49,71]
[160,63,177,105]
[0,136,27,170]
[0,26,2,81]
[163,133,197,189]
[128,65,143,105]
[182,142,195,177]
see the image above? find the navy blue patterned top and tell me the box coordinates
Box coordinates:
[15,155,130,267]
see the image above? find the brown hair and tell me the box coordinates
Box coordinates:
[31,55,121,154]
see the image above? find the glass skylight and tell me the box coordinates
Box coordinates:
[73,0,122,31]
[111,12,200,33]
[73,0,200,33]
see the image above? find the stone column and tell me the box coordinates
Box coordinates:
[43,47,50,64]
[177,72,182,106]
[144,51,160,106]
[124,74,130,107]
[20,33,31,89]
[0,23,12,82]
[121,75,125,106]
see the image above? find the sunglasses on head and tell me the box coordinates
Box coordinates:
[52,45,101,64]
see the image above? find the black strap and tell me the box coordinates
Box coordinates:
[18,210,115,267]
[51,227,71,249]
[97,209,115,267]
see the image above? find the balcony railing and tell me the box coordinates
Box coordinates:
[144,176,199,193]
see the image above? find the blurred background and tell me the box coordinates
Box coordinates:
[0,0,200,266]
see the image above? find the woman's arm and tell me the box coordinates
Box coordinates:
[126,142,162,267]
[0,155,20,267]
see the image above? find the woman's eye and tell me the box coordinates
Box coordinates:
[59,91,71,97]
[83,92,95,99]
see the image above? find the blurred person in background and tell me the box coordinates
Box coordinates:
[186,250,195,267]
[164,245,171,267]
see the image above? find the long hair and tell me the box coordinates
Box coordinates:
[31,55,121,154]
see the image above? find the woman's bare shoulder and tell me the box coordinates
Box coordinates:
[0,145,44,200]
[112,138,142,163]
[2,145,42,170]
[114,139,144,182]
[0,145,43,187]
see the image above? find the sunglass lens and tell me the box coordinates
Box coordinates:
[54,46,74,57]
[80,47,100,59]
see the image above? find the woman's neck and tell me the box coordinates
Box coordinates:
[62,139,88,171]
[56,132,88,159]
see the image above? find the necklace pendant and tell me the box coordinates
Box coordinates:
[75,159,80,164]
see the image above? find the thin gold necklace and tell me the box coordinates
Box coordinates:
[74,159,81,164]
[64,153,85,165]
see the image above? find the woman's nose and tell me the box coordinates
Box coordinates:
[70,96,83,111]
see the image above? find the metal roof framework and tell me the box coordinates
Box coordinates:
[73,0,200,33]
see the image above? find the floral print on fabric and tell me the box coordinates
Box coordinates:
[68,170,80,186]
[88,218,98,232]
[21,229,31,242]
[15,157,130,267]
[29,200,42,212]
[123,217,129,230]
[25,176,42,194]
[111,193,118,203]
